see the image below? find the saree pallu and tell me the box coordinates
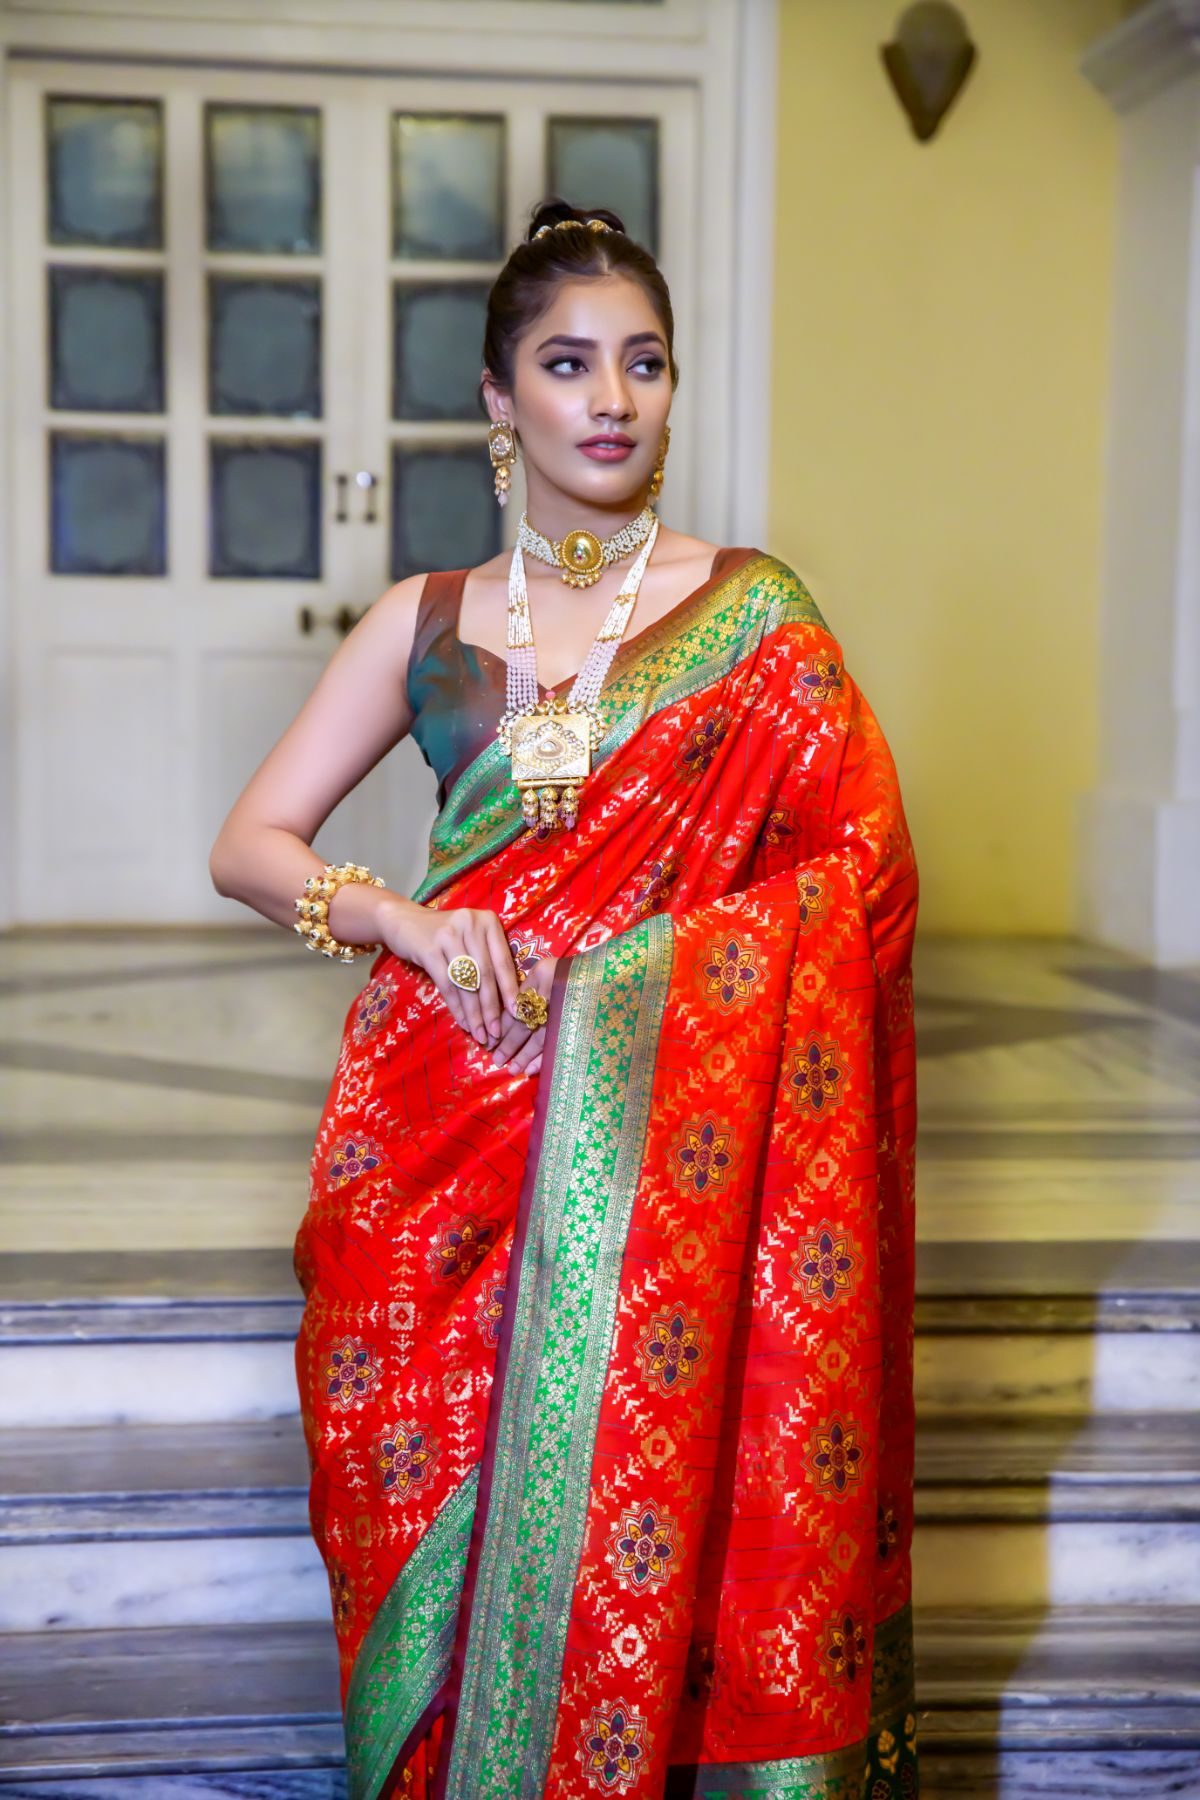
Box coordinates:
[294,553,920,1800]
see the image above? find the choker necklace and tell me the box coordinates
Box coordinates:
[499,515,660,833]
[517,504,657,590]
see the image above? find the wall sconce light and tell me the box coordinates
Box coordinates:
[881,3,977,142]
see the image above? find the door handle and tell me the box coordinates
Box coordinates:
[355,470,380,525]
[297,604,364,637]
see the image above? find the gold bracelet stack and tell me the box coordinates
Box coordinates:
[293,862,384,962]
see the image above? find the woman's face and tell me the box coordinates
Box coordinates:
[491,272,672,511]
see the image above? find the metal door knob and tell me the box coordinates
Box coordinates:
[297,604,364,637]
[355,470,380,525]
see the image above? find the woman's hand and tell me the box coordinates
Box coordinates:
[380,901,521,1049]
[490,955,559,1077]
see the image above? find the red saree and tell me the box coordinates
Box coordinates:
[294,551,920,1800]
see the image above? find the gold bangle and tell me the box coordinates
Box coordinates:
[293,862,385,963]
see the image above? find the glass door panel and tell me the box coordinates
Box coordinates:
[46,95,164,248]
[13,60,693,922]
[204,103,322,254]
[546,116,660,255]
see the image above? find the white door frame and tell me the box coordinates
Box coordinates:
[0,0,779,931]
[1078,1,1200,964]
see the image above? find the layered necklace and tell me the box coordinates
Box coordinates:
[517,503,657,590]
[498,508,660,834]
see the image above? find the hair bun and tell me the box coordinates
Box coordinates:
[525,195,627,242]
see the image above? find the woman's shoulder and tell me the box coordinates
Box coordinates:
[655,526,723,562]
[730,550,840,647]
[348,569,437,676]
[663,535,814,595]
[748,548,824,602]
[374,569,429,607]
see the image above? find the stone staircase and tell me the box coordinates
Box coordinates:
[0,1240,1197,1797]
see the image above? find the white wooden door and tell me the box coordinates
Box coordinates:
[8,58,696,923]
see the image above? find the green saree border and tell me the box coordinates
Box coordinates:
[442,913,676,1800]
[679,1601,919,1798]
[411,555,829,904]
[344,1469,478,1800]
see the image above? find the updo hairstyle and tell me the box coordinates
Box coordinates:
[478,196,680,415]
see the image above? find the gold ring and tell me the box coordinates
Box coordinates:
[447,954,481,992]
[513,987,549,1029]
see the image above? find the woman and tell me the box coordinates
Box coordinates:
[211,198,920,1800]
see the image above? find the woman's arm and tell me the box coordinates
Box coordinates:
[208,575,522,1049]
[209,574,423,938]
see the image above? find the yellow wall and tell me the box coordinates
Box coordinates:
[768,0,1124,935]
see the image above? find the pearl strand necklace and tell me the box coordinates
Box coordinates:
[516,504,658,589]
[499,516,660,833]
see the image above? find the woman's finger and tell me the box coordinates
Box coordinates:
[486,916,522,1023]
[460,922,497,1045]
[435,921,485,1044]
[475,915,514,1041]
[435,971,467,1036]
[490,1013,531,1067]
[509,1025,546,1072]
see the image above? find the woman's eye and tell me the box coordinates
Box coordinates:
[541,354,665,376]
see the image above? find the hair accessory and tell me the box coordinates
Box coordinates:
[293,862,384,962]
[488,420,517,508]
[532,216,617,241]
[447,954,481,992]
[499,512,660,835]
[517,504,656,591]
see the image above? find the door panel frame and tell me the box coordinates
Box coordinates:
[0,0,779,928]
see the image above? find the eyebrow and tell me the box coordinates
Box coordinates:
[535,331,666,353]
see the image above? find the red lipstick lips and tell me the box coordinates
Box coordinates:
[579,432,636,461]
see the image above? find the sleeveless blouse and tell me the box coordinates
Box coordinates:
[405,545,758,808]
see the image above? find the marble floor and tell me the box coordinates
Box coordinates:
[1,928,1198,1256]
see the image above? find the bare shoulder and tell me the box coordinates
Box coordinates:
[371,569,428,616]
[652,526,723,567]
[357,569,428,651]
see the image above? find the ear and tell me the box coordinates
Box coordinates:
[481,371,513,429]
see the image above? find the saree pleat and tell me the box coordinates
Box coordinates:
[293,554,920,1800]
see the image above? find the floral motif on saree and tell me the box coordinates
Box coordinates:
[293,551,920,1800]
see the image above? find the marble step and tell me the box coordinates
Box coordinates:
[912,1418,1200,1611]
[0,1619,343,1785]
[5,1305,1194,1426]
[1,1240,1196,1428]
[0,1607,1197,1789]
[0,1298,301,1427]
[916,1757,1200,1797]
[1,1414,1198,1630]
[919,1239,1200,1416]
[6,1237,1198,1315]
[11,1767,1199,1800]
[0,1421,325,1632]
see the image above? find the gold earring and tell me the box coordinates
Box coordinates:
[648,424,670,501]
[488,420,517,507]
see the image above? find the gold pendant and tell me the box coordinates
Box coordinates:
[558,529,604,589]
[509,703,593,831]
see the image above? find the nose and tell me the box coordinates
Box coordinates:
[590,358,636,424]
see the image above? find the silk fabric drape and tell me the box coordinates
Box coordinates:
[294,553,920,1799]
